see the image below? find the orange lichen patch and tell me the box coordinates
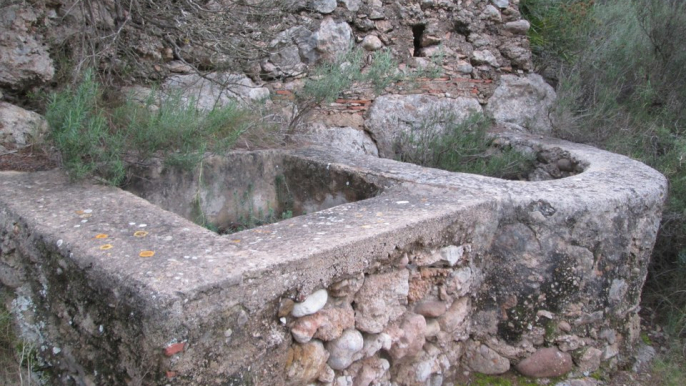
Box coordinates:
[231,239,241,243]
[139,250,155,258]
[75,210,92,218]
[95,234,108,239]
[99,244,113,250]
[133,231,148,238]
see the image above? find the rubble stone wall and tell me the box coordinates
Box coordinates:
[1,0,535,151]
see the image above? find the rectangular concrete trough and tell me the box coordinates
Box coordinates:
[0,134,667,386]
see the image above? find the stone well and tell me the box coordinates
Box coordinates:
[0,132,666,385]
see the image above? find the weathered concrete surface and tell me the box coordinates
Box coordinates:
[0,133,667,385]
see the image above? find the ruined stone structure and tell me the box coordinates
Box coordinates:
[0,134,667,385]
[1,0,549,155]
[0,1,669,386]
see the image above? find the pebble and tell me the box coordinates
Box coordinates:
[389,313,426,361]
[415,300,447,318]
[292,313,325,344]
[439,245,464,266]
[358,332,392,359]
[577,347,602,373]
[326,329,364,370]
[465,341,510,375]
[558,320,572,332]
[515,347,573,378]
[557,158,574,172]
[362,35,383,51]
[278,298,295,317]
[286,341,330,383]
[292,289,328,317]
[504,20,531,34]
[438,297,470,333]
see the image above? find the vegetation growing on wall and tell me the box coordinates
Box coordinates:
[395,112,535,180]
[289,47,408,133]
[45,45,416,186]
[0,291,39,385]
[520,0,686,377]
[45,70,257,185]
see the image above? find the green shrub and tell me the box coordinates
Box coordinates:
[46,70,255,185]
[290,47,441,132]
[45,70,125,183]
[395,112,534,180]
[289,48,401,132]
[520,0,595,62]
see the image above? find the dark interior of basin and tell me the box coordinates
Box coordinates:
[124,151,381,234]
[527,145,586,181]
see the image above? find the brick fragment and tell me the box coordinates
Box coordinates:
[164,342,185,356]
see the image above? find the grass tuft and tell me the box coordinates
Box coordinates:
[1,291,38,385]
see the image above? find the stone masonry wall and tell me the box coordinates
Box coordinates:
[0,1,668,385]
[0,135,667,385]
[1,0,531,92]
[1,0,534,151]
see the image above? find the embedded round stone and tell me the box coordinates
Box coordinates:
[515,347,573,378]
[465,341,510,375]
[286,341,330,383]
[292,289,328,317]
[326,329,364,370]
[362,35,383,51]
[415,300,447,318]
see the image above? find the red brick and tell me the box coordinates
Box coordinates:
[335,99,371,104]
[164,342,185,356]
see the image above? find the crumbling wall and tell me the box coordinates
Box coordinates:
[1,0,540,152]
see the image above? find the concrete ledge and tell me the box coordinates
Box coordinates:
[0,133,667,385]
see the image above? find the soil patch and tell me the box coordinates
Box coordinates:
[0,146,57,172]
